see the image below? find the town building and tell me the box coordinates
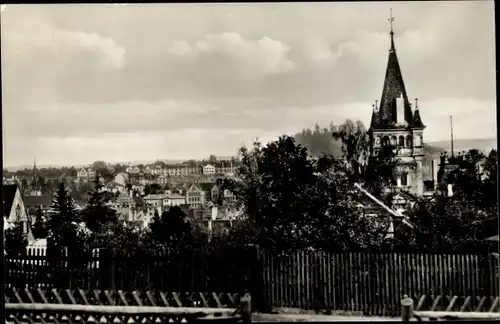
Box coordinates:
[77,167,96,182]
[202,164,216,175]
[368,20,426,197]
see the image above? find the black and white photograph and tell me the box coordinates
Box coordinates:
[2,2,498,322]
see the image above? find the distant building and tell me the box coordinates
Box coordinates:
[203,164,216,175]
[162,194,186,207]
[77,167,96,182]
[186,184,206,209]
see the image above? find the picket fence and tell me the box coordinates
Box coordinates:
[5,246,500,316]
[258,249,500,316]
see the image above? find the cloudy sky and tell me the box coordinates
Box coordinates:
[1,2,496,167]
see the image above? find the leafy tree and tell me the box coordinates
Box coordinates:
[4,224,28,256]
[209,155,218,163]
[46,182,79,248]
[81,175,118,233]
[144,183,163,195]
[332,120,399,200]
[224,135,387,253]
[397,148,498,252]
[32,207,47,239]
[148,206,195,249]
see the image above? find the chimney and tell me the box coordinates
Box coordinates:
[396,93,405,125]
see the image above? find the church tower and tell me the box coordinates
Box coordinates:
[368,11,426,196]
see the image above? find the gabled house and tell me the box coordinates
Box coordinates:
[186,184,206,209]
[3,184,35,243]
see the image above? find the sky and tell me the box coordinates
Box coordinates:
[1,2,496,167]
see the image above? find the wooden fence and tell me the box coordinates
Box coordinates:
[6,247,500,317]
[5,245,257,294]
[258,250,500,316]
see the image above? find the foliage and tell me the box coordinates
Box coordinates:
[397,148,498,252]
[32,207,47,239]
[294,122,342,157]
[144,183,163,195]
[4,223,28,256]
[46,183,80,249]
[224,135,387,254]
[147,206,197,249]
[332,119,399,200]
[81,175,118,232]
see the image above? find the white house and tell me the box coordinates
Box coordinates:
[162,194,186,207]
[203,164,216,175]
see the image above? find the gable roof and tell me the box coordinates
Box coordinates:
[3,184,18,217]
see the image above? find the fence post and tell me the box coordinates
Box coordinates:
[98,248,116,290]
[401,294,413,322]
[250,244,269,313]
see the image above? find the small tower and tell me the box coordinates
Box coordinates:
[30,157,42,196]
[368,10,426,196]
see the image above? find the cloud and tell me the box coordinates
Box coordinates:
[2,13,125,69]
[170,32,295,75]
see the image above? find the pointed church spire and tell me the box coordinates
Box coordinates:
[370,9,414,130]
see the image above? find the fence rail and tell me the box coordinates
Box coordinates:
[4,288,251,324]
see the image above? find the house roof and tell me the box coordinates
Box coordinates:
[143,194,166,200]
[3,184,18,217]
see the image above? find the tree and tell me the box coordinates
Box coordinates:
[332,120,398,199]
[32,207,47,239]
[81,175,117,233]
[46,182,79,248]
[209,155,217,164]
[4,224,28,256]
[224,135,387,253]
[148,206,195,249]
[398,148,498,253]
[144,183,163,195]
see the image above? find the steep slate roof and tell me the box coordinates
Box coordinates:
[370,29,425,130]
[3,184,18,217]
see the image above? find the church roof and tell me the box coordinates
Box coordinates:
[370,28,425,130]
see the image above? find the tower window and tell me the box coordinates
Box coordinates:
[374,136,381,147]
[390,136,397,146]
[401,171,408,186]
[398,135,405,147]
[406,135,413,147]
[383,136,390,146]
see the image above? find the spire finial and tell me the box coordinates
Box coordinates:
[388,8,395,52]
[415,98,419,110]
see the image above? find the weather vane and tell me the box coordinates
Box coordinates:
[388,8,395,33]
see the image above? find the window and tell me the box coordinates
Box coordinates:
[390,136,397,146]
[406,135,412,147]
[15,204,21,222]
[398,135,405,147]
[374,136,381,148]
[401,171,408,186]
[383,136,390,146]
